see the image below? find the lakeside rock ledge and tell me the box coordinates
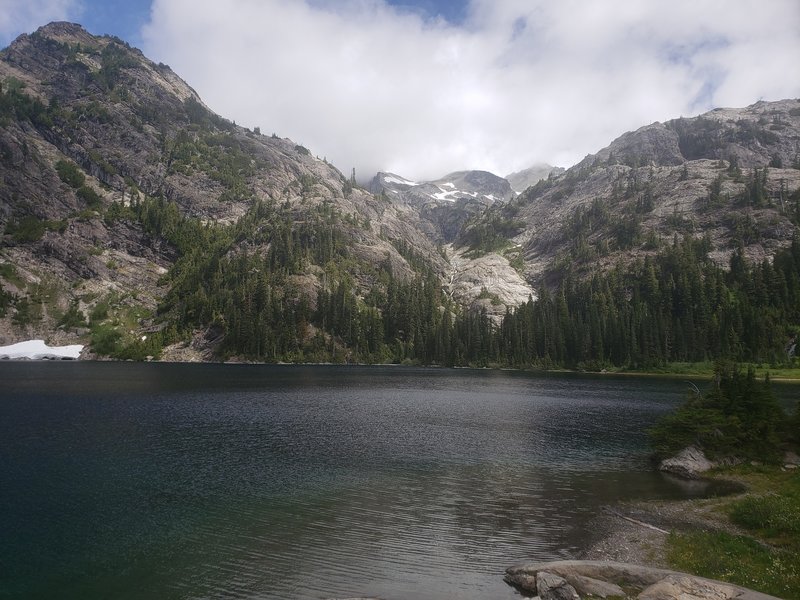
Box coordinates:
[658,445,716,479]
[505,560,781,600]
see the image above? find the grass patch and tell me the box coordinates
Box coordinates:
[667,466,800,599]
[625,362,800,381]
[731,494,800,536]
[667,530,800,598]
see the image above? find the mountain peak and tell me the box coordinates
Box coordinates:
[14,22,104,50]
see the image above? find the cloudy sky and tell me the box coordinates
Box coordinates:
[2,0,799,181]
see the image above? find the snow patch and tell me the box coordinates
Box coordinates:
[384,175,418,187]
[432,188,458,202]
[0,339,84,360]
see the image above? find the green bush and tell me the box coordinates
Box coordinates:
[90,323,122,355]
[77,185,102,209]
[113,334,164,361]
[8,215,45,242]
[55,159,85,188]
[58,302,87,329]
[12,297,41,326]
[90,299,109,323]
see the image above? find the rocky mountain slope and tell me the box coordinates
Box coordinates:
[505,163,564,193]
[461,99,800,286]
[0,22,450,356]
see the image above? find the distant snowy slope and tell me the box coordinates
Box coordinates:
[368,170,513,205]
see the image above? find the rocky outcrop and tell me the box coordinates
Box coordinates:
[784,451,800,470]
[505,561,781,600]
[639,574,738,600]
[445,244,536,319]
[588,122,685,168]
[565,573,626,598]
[658,445,716,479]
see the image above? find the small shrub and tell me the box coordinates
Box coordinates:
[90,299,109,323]
[55,159,85,188]
[77,185,102,209]
[8,215,45,242]
[58,302,87,329]
[90,323,122,355]
[12,297,41,326]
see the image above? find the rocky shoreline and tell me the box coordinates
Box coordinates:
[326,490,782,600]
[578,492,748,567]
[497,488,785,599]
[504,560,781,600]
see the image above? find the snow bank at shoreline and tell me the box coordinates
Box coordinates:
[0,340,84,360]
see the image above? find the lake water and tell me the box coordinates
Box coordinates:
[1,363,795,599]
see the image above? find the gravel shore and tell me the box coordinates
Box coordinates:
[579,494,746,568]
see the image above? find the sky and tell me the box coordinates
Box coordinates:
[1,0,799,182]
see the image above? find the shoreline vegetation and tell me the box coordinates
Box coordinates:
[4,341,800,382]
[582,464,800,599]
[580,365,800,599]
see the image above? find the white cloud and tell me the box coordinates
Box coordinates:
[0,0,81,47]
[142,0,800,181]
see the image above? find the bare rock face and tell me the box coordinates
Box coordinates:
[445,244,536,320]
[658,446,715,479]
[590,122,685,167]
[506,163,564,193]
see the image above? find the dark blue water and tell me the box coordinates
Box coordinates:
[1,363,790,599]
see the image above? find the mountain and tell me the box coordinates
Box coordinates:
[1,22,799,368]
[460,99,800,286]
[370,170,513,205]
[0,22,453,360]
[505,163,564,193]
[368,169,514,242]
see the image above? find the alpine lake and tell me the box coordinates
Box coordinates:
[2,362,798,599]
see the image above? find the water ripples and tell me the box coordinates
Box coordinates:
[1,364,721,599]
